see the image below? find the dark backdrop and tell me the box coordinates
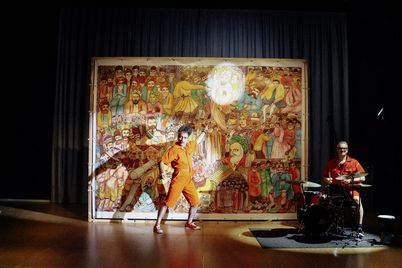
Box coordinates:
[348,1,401,216]
[5,4,401,217]
[52,8,350,203]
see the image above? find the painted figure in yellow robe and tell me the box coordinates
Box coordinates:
[173,75,206,114]
[261,78,286,117]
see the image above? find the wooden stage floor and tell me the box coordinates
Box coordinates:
[1,202,401,268]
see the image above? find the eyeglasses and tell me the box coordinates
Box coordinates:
[337,147,348,151]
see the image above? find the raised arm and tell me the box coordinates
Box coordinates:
[196,125,209,144]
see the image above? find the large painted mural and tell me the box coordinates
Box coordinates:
[89,57,308,220]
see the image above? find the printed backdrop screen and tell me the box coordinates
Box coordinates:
[89,57,308,220]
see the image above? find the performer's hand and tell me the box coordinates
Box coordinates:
[323,177,332,184]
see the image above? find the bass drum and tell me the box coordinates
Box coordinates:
[303,205,331,235]
[303,191,322,207]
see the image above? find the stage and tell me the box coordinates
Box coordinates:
[1,201,401,267]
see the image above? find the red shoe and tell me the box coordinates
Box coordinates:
[153,225,164,234]
[185,222,201,230]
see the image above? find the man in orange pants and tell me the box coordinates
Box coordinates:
[153,124,207,234]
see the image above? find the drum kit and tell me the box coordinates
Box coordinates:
[289,172,371,237]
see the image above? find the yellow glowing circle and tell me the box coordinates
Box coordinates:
[207,63,245,105]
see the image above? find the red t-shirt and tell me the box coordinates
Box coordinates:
[322,156,365,191]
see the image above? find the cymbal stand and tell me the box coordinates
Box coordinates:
[297,181,307,232]
[348,176,363,241]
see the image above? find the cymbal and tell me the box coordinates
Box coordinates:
[335,175,347,181]
[350,183,372,188]
[336,172,368,181]
[348,172,368,178]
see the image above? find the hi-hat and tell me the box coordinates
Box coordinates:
[287,180,321,188]
[302,181,321,188]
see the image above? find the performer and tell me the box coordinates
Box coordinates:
[322,141,366,237]
[153,124,207,234]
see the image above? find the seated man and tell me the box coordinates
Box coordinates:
[322,141,366,237]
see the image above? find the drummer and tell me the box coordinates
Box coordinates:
[322,141,366,237]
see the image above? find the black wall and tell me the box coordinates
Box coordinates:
[348,1,401,216]
[5,8,59,200]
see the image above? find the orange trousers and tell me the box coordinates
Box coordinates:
[164,175,200,208]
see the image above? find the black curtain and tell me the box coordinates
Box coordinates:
[348,1,402,217]
[52,8,349,203]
